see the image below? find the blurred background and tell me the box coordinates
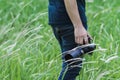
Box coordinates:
[0,0,120,80]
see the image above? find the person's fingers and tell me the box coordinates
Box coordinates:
[75,36,83,44]
[75,36,79,44]
[87,34,93,43]
[83,36,88,44]
[79,36,84,44]
[76,36,89,44]
[75,34,90,44]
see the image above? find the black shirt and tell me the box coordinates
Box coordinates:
[48,0,87,25]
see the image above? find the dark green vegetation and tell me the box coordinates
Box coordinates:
[0,0,120,80]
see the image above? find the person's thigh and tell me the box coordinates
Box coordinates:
[51,23,88,52]
[51,24,77,52]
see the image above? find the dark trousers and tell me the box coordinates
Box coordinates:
[51,24,87,80]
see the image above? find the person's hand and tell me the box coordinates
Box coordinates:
[74,26,92,45]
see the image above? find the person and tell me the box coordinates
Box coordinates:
[48,0,92,80]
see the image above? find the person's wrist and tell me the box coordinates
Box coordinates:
[74,25,84,29]
[73,23,84,29]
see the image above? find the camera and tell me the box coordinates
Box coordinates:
[62,43,96,61]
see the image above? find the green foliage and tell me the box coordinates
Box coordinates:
[0,0,120,80]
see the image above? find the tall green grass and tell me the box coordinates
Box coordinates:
[0,0,120,80]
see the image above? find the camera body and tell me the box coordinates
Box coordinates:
[62,43,96,61]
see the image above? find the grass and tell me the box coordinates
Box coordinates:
[0,0,120,80]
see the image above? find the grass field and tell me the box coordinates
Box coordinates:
[0,0,120,80]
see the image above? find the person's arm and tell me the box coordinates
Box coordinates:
[64,0,90,44]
